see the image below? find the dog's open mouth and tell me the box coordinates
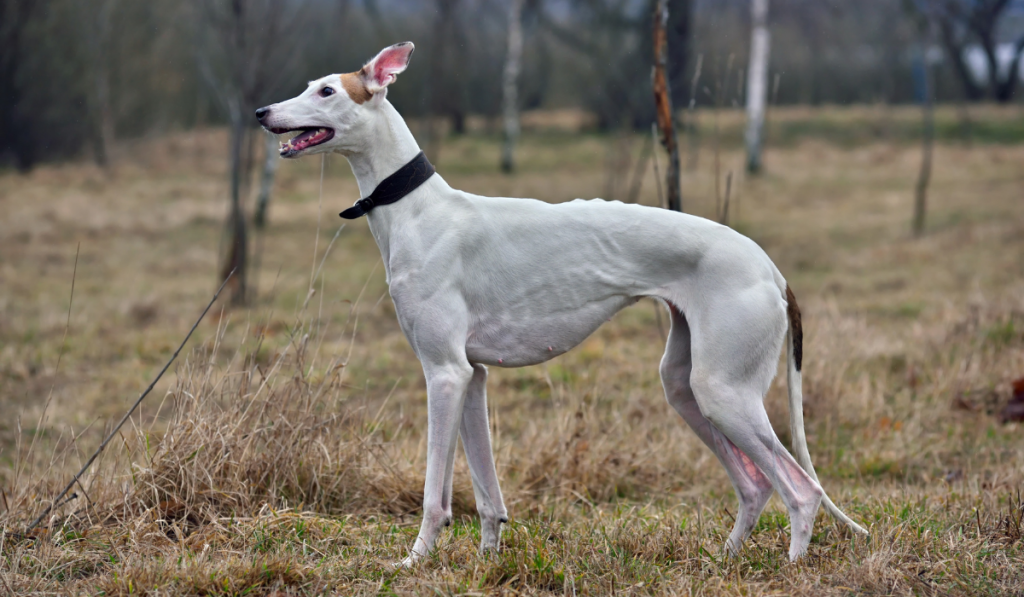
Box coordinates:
[271,127,335,157]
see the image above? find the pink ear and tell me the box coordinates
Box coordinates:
[362,42,415,93]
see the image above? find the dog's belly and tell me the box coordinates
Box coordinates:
[464,294,634,367]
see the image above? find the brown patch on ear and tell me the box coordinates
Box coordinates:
[785,285,803,372]
[340,72,372,104]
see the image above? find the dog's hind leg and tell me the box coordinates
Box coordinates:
[686,290,823,561]
[459,364,508,552]
[660,304,774,556]
[692,384,823,561]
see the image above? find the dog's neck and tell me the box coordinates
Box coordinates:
[340,100,441,280]
[344,101,423,198]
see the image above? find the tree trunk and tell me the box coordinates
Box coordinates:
[913,37,935,238]
[450,110,466,135]
[93,64,115,168]
[222,101,248,305]
[978,32,1004,101]
[86,0,116,169]
[686,54,703,172]
[745,0,770,174]
[651,0,681,213]
[425,0,457,163]
[937,18,984,102]
[995,37,1024,102]
[254,131,280,229]
[501,0,524,174]
[251,131,278,301]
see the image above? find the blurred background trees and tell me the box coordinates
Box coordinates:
[1,0,192,170]
[5,0,1022,173]
[1,0,1022,301]
[912,0,1024,102]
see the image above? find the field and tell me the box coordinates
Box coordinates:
[1,106,1023,595]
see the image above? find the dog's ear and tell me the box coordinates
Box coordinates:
[361,42,415,95]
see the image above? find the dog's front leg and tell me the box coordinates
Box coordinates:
[460,364,508,552]
[400,362,474,567]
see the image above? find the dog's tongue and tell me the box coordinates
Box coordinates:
[281,128,330,154]
[293,129,319,143]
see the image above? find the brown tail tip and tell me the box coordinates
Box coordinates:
[785,285,803,372]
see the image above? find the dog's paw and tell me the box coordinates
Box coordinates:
[395,555,419,569]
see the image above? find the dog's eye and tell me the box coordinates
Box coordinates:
[320,86,335,97]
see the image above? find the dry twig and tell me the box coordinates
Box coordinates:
[26,270,236,531]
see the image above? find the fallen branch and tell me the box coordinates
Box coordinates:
[26,270,235,532]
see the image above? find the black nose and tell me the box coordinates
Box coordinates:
[255,106,270,122]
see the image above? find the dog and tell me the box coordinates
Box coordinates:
[256,42,868,566]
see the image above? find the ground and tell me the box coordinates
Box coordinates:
[0,106,1023,595]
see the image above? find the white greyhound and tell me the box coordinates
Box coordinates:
[256,42,868,565]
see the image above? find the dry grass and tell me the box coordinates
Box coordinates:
[1,110,1023,595]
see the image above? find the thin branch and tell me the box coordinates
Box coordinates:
[27,270,236,531]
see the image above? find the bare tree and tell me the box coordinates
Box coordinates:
[920,0,1024,102]
[652,0,682,212]
[195,0,302,305]
[745,0,770,174]
[501,0,525,173]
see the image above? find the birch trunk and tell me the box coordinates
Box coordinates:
[501,0,525,173]
[745,0,770,174]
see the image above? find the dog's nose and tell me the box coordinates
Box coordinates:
[255,106,270,122]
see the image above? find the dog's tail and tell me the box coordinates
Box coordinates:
[785,285,869,536]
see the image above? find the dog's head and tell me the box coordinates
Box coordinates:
[256,42,414,158]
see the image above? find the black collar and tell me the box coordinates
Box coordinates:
[339,151,435,219]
